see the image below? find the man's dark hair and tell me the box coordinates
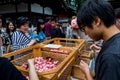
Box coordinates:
[77,0,115,30]
[51,18,57,22]
[16,16,30,28]
[45,17,51,22]
[115,8,120,19]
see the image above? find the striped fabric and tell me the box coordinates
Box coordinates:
[11,30,31,51]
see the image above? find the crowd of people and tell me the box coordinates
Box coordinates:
[0,14,87,56]
[0,0,120,80]
[0,16,66,55]
[0,14,84,80]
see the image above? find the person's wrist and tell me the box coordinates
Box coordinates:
[28,59,34,65]
[28,61,34,67]
[28,62,34,66]
[27,44,30,46]
[84,69,90,75]
[27,42,33,46]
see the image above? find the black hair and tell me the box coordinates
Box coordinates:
[68,19,71,25]
[6,17,12,24]
[45,17,51,22]
[37,19,45,33]
[0,15,6,27]
[6,21,16,34]
[77,0,115,30]
[115,8,120,19]
[51,18,57,22]
[16,16,30,28]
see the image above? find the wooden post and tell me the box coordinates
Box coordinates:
[33,48,42,57]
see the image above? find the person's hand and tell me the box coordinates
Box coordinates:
[27,40,37,46]
[78,36,80,39]
[31,39,37,44]
[90,44,101,51]
[79,60,89,74]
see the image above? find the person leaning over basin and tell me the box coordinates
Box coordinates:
[0,37,39,80]
[77,0,120,80]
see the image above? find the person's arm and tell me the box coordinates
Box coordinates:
[68,27,71,38]
[70,27,73,38]
[6,45,11,53]
[27,40,37,46]
[28,59,39,80]
[66,27,70,38]
[79,60,93,80]
[4,33,11,53]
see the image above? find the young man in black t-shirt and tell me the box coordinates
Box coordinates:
[77,0,120,80]
[51,20,63,38]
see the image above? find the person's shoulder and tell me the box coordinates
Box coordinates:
[13,30,18,33]
[1,32,9,36]
[45,22,51,26]
[0,57,9,64]
[0,57,7,60]
[67,26,70,29]
[101,53,118,64]
[114,33,120,40]
[38,32,43,35]
[40,31,44,34]
[13,30,21,35]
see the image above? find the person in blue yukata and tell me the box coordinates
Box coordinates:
[31,19,46,43]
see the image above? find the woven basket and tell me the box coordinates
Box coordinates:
[3,38,86,80]
[12,51,67,70]
[12,53,33,66]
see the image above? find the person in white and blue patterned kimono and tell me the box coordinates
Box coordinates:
[11,17,38,58]
[11,17,38,51]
